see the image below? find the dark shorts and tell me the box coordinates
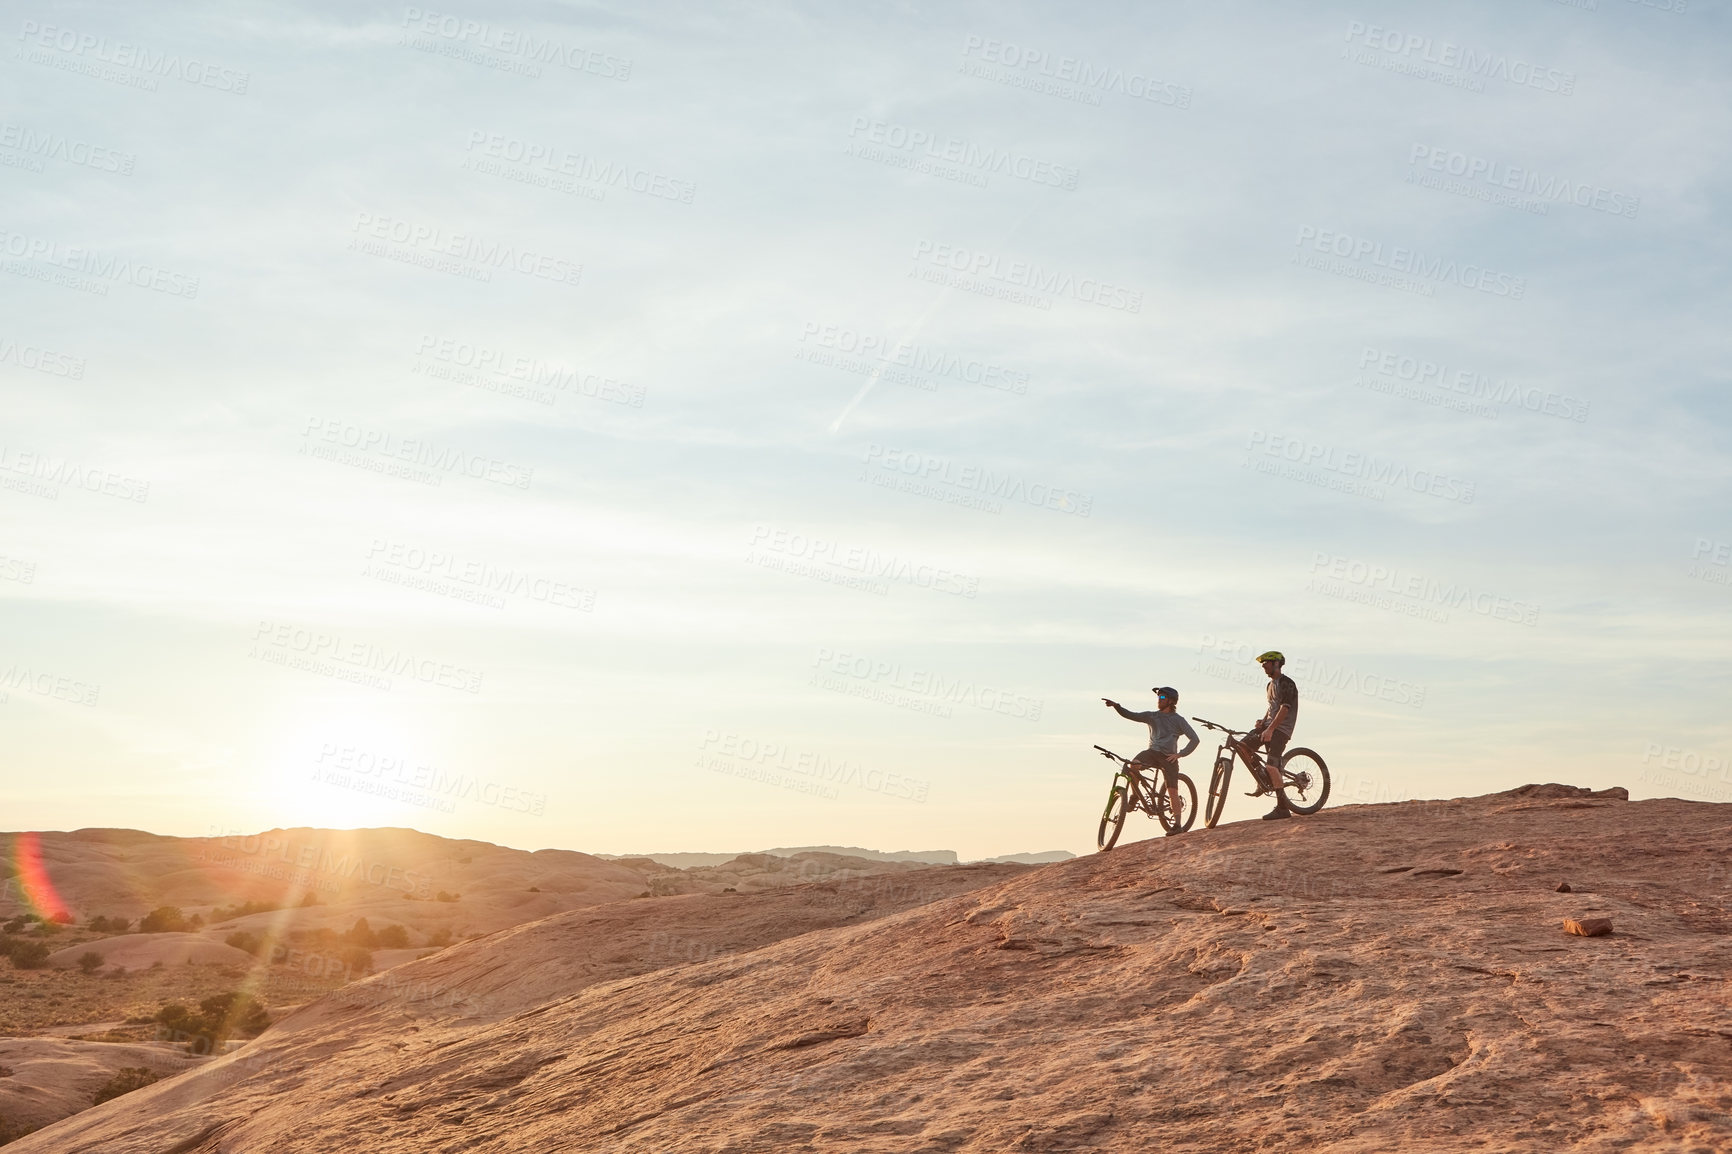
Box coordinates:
[1245,731,1290,765]
[1131,752,1180,785]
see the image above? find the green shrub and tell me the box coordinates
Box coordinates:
[153,991,271,1053]
[77,951,104,974]
[375,924,409,949]
[211,900,280,922]
[197,992,271,1036]
[224,931,260,955]
[138,906,188,934]
[91,1066,159,1106]
[8,940,50,970]
[343,918,376,948]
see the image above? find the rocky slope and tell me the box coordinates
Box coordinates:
[16,785,1732,1152]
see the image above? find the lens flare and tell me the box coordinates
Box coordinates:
[13,832,72,923]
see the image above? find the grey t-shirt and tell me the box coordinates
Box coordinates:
[1122,709,1200,757]
[1263,673,1299,737]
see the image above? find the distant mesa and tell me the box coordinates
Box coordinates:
[599,846,1076,868]
[975,851,1075,865]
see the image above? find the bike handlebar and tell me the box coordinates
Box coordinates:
[1192,717,1249,737]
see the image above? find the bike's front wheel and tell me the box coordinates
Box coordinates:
[1277,748,1331,815]
[1204,755,1234,828]
[1097,775,1131,851]
[1157,773,1198,835]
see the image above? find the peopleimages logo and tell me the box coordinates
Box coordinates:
[1294,226,1526,299]
[0,228,200,298]
[300,417,534,490]
[0,443,150,502]
[1342,21,1576,95]
[1194,636,1425,710]
[414,336,644,408]
[463,131,694,203]
[910,240,1142,313]
[1357,346,1589,423]
[699,730,929,803]
[348,213,582,287]
[1406,144,1639,220]
[0,664,100,706]
[15,20,252,93]
[748,524,979,598]
[863,443,1092,517]
[0,122,135,174]
[0,335,85,380]
[798,323,1028,395]
[251,621,484,694]
[1246,430,1476,505]
[812,648,1044,721]
[400,8,631,79]
[958,35,1192,108]
[846,117,1079,190]
[1687,537,1732,588]
[314,742,547,815]
[365,538,595,611]
[1309,552,1540,626]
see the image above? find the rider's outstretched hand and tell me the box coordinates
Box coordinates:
[1102,698,1118,709]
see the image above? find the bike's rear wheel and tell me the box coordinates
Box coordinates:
[1277,748,1331,815]
[1157,774,1198,835]
[1097,776,1131,851]
[1204,755,1234,828]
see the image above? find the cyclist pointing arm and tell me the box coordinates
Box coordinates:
[1103,687,1198,823]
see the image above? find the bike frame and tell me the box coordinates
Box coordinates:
[1097,746,1184,801]
[1094,746,1160,812]
[1194,719,1276,789]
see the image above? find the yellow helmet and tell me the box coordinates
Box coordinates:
[1255,650,1285,664]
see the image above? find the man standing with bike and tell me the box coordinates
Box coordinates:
[1245,650,1299,820]
[1102,687,1199,822]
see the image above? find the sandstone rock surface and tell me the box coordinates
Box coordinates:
[0,1038,200,1135]
[16,787,1732,1152]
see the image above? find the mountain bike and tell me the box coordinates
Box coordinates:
[1094,745,1197,851]
[1192,718,1331,828]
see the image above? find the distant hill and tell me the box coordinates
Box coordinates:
[0,829,951,947]
[602,847,1076,868]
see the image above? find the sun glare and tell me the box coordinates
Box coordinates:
[262,705,422,831]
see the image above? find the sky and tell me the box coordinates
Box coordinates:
[3,0,1729,860]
